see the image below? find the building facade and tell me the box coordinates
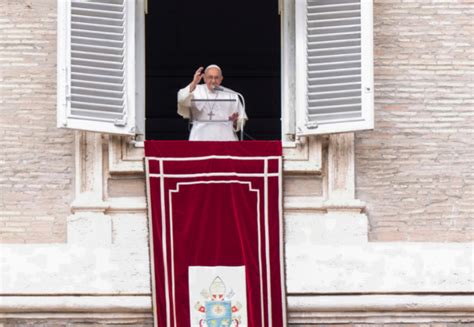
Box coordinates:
[0,0,473,325]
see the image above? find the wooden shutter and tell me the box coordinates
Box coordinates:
[57,0,136,135]
[295,0,373,135]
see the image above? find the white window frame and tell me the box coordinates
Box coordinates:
[57,0,371,140]
[57,0,142,136]
[281,0,297,142]
[292,0,374,136]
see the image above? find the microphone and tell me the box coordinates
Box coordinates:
[212,86,243,104]
[212,85,246,141]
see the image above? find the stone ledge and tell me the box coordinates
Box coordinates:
[1,294,472,324]
[0,245,150,294]
[284,197,366,213]
[0,295,151,313]
[287,294,474,324]
[0,316,153,325]
[106,197,147,213]
[286,243,474,293]
[71,197,147,214]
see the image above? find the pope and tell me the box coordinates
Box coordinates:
[177,65,248,141]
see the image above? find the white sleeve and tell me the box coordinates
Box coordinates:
[233,95,248,132]
[177,84,194,119]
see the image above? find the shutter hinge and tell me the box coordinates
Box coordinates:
[114,119,127,127]
[305,121,318,129]
[65,65,70,101]
[65,82,71,102]
[114,110,127,127]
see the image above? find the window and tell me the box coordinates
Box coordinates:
[57,0,144,136]
[57,0,373,138]
[144,0,281,140]
[294,0,374,135]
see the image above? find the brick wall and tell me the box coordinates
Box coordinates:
[1,0,473,244]
[356,0,473,241]
[0,0,73,243]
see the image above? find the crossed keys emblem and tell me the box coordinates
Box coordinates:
[194,276,243,327]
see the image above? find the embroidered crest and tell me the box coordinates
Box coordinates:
[194,276,242,327]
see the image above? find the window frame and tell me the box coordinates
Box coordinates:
[58,0,372,140]
[57,0,142,136]
[293,0,374,136]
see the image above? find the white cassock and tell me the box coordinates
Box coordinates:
[177,84,247,141]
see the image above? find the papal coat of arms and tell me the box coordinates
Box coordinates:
[194,276,243,326]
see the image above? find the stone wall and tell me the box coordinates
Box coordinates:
[0,319,470,326]
[356,0,474,242]
[0,0,472,325]
[0,0,73,243]
[1,0,472,245]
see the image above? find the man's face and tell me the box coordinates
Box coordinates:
[204,68,223,91]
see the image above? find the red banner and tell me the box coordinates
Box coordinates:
[145,141,286,327]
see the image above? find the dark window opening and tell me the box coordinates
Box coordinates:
[145,0,281,140]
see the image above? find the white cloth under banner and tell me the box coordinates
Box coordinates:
[177,84,248,141]
[188,266,248,327]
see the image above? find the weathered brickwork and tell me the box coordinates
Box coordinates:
[0,0,73,243]
[1,0,472,246]
[356,0,474,241]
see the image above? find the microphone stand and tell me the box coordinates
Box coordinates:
[213,86,246,141]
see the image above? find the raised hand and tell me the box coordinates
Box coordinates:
[190,66,204,92]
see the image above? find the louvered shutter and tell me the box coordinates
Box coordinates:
[295,0,373,135]
[57,0,136,135]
